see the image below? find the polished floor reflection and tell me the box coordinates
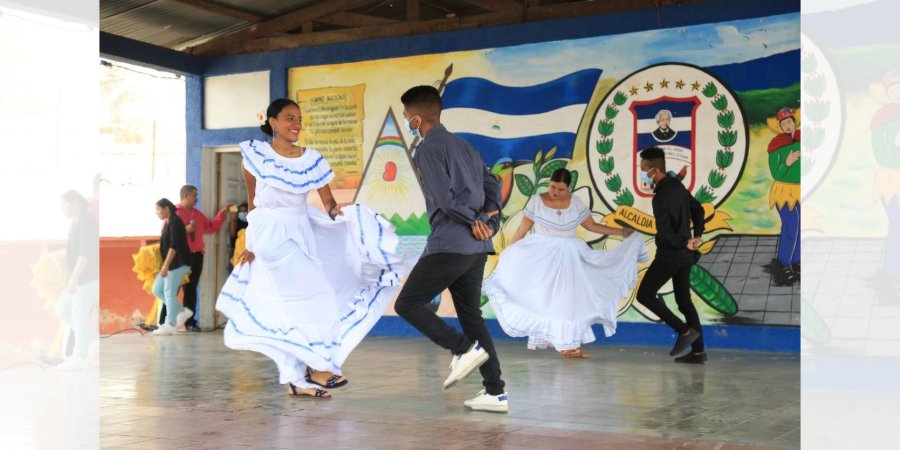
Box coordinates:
[101,332,799,449]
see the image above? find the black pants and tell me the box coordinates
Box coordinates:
[394,252,505,395]
[635,254,704,353]
[159,252,204,327]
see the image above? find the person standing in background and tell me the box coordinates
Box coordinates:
[152,198,194,336]
[56,190,99,370]
[158,185,232,331]
[228,203,249,272]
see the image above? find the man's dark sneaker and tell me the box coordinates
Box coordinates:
[674,352,708,364]
[670,328,700,357]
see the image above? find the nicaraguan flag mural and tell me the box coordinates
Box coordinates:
[440,69,602,167]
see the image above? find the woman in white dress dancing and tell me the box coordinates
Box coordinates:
[216,99,405,398]
[483,169,648,358]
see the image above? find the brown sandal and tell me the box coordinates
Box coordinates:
[287,382,331,398]
[560,349,591,359]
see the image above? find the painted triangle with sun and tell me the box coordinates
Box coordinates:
[354,108,428,235]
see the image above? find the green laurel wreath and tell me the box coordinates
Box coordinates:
[594,91,634,206]
[696,81,737,204]
[595,85,736,205]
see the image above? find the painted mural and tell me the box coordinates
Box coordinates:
[287,12,801,327]
[796,0,900,354]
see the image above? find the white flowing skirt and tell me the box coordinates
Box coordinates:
[216,204,406,387]
[483,234,648,351]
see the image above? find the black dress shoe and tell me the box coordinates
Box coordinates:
[670,328,700,357]
[674,352,708,364]
[185,324,202,332]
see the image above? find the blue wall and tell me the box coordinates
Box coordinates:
[372,316,799,353]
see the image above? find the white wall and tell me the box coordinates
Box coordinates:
[203,71,270,129]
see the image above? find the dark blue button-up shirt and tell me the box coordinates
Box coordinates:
[412,124,501,256]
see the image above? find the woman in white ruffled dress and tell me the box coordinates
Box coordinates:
[216,99,406,398]
[483,169,648,358]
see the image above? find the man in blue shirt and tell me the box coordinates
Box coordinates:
[395,86,508,413]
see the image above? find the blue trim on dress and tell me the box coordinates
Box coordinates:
[240,140,334,191]
[228,320,340,371]
[218,204,403,370]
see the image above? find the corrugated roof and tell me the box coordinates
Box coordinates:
[100,0,699,56]
[212,0,321,17]
[101,0,156,20]
[102,0,245,47]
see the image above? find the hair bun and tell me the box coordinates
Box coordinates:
[260,122,274,136]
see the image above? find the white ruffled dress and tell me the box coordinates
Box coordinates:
[216,140,405,388]
[483,195,649,351]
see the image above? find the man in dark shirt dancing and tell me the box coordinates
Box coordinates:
[394,85,508,412]
[636,147,707,364]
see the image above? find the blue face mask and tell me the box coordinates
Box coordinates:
[237,212,248,222]
[404,115,420,138]
[640,169,655,187]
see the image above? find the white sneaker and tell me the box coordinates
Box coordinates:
[443,341,489,389]
[175,308,193,327]
[153,324,178,336]
[464,389,508,413]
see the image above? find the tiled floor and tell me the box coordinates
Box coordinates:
[100,332,799,449]
[802,237,900,355]
[699,234,801,327]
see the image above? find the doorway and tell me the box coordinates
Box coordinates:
[199,146,246,330]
